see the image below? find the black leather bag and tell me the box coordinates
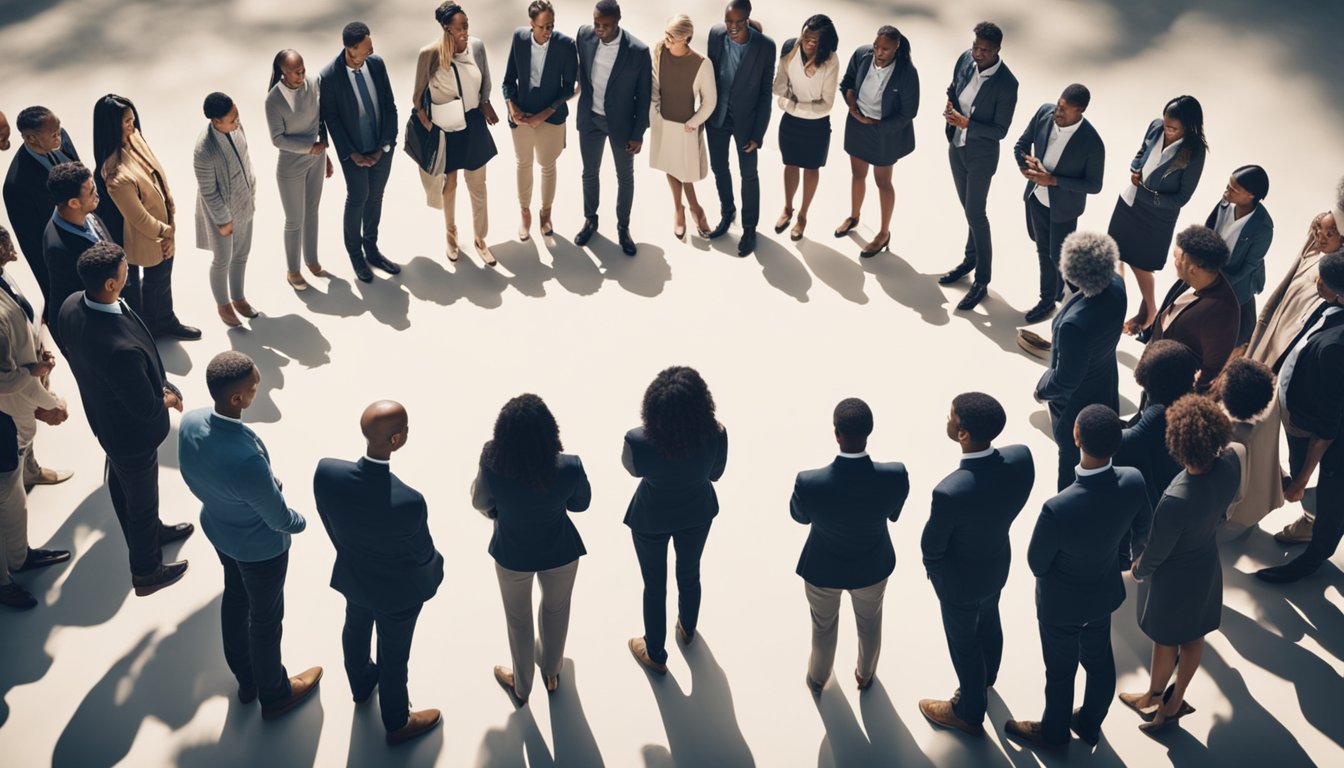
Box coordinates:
[402,87,440,172]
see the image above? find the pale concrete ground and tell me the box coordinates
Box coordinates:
[1,0,1342,765]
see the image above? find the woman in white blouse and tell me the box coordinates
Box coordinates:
[648,14,716,240]
[771,15,839,242]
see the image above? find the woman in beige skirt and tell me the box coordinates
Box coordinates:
[648,14,717,240]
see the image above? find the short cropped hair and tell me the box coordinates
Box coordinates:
[206,351,256,402]
[594,0,621,19]
[952,392,1006,443]
[16,106,53,134]
[973,21,1003,47]
[1076,404,1122,460]
[1175,225,1230,272]
[1134,340,1198,405]
[76,241,126,293]
[1061,83,1090,110]
[528,1,554,19]
[1216,358,1274,422]
[203,92,233,120]
[727,0,752,14]
[47,162,92,206]
[1060,232,1118,297]
[342,21,371,48]
[833,398,874,441]
[1320,250,1344,296]
[1165,394,1232,472]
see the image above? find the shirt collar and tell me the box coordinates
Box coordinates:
[363,454,391,465]
[84,296,123,314]
[600,30,623,48]
[51,210,98,241]
[728,27,752,47]
[974,58,1002,79]
[532,36,550,50]
[962,446,995,460]
[23,144,56,165]
[212,409,243,425]
[837,450,869,459]
[1055,120,1082,137]
[1076,460,1113,477]
[345,60,369,74]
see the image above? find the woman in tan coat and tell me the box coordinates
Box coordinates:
[648,15,716,241]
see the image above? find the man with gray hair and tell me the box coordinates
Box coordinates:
[1031,231,1125,491]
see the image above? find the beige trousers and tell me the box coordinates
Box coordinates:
[495,558,579,699]
[0,446,32,585]
[443,167,489,241]
[511,121,566,210]
[805,578,888,685]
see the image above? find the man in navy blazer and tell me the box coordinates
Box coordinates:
[574,0,651,256]
[3,106,80,307]
[1013,84,1106,324]
[919,393,1034,736]
[314,400,443,746]
[705,1,776,257]
[791,398,909,694]
[319,21,400,283]
[1006,405,1150,750]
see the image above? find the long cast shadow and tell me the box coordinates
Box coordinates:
[797,240,866,304]
[755,236,812,303]
[344,695,444,768]
[986,688,1127,768]
[589,237,671,298]
[226,314,332,423]
[814,677,935,768]
[861,253,950,327]
[472,658,603,768]
[638,633,754,767]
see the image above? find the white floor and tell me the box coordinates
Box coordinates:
[2,1,1342,766]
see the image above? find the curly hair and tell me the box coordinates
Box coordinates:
[1060,231,1118,297]
[481,393,563,491]
[1134,340,1198,405]
[1165,394,1232,472]
[1076,404,1122,460]
[641,366,719,459]
[206,351,256,402]
[47,161,92,206]
[1175,224,1230,272]
[76,241,125,293]
[973,21,1003,47]
[952,392,1006,443]
[1214,358,1274,422]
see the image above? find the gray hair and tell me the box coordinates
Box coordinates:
[1334,175,1344,227]
[1060,231,1119,297]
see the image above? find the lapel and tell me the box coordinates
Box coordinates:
[332,51,357,112]
[1274,301,1331,372]
[734,35,761,98]
[1056,120,1091,169]
[953,54,974,98]
[1033,108,1051,157]
[608,32,630,87]
[580,31,597,82]
[856,51,873,94]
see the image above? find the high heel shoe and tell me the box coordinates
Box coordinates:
[539,207,554,237]
[834,216,860,238]
[475,238,497,267]
[791,215,807,242]
[860,233,891,258]
[774,207,794,234]
[446,228,460,262]
[519,208,531,242]
[691,205,711,238]
[673,204,687,240]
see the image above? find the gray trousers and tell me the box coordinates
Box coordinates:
[579,113,635,229]
[277,154,325,272]
[206,217,254,304]
[495,559,579,699]
[805,578,888,685]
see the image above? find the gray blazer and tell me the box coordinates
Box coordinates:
[265,77,327,161]
[194,124,257,248]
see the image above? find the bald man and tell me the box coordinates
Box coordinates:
[314,401,443,746]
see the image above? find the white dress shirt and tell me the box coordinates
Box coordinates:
[590,30,623,117]
[1122,135,1183,206]
[1278,306,1342,403]
[530,37,550,90]
[954,58,1002,147]
[856,60,894,121]
[837,450,870,459]
[962,446,996,460]
[1213,202,1252,251]
[1076,460,1113,477]
[84,297,123,314]
[1032,120,1081,207]
[345,62,382,126]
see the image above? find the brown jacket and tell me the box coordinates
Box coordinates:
[101,131,175,267]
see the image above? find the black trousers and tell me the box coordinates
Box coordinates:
[1050,402,1081,492]
[343,599,423,732]
[1040,614,1114,745]
[218,549,292,706]
[631,520,712,665]
[939,591,1003,725]
[1286,435,1344,573]
[105,450,162,577]
[579,113,635,229]
[1237,297,1257,346]
[1027,197,1077,302]
[339,151,394,261]
[949,144,999,284]
[708,120,760,230]
[123,257,180,334]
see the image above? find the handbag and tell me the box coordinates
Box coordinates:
[402,86,440,172]
[430,62,468,133]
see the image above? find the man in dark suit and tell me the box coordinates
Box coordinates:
[705,1,776,257]
[314,400,443,746]
[939,22,1018,311]
[57,242,193,596]
[1033,232,1125,491]
[1140,225,1239,393]
[574,0,651,256]
[791,398,909,694]
[3,106,80,308]
[1007,404,1150,750]
[43,162,111,352]
[319,21,400,283]
[1258,250,1344,583]
[1013,84,1106,324]
[919,393,1034,736]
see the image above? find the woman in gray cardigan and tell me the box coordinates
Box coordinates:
[265,49,333,291]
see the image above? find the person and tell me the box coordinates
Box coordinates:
[624,366,728,674]
[0,225,72,611]
[42,162,112,351]
[1006,405,1151,751]
[705,1,775,257]
[938,22,1018,312]
[1032,232,1126,491]
[178,352,322,719]
[0,110,10,151]
[1110,95,1208,336]
[314,401,444,745]
[470,394,591,705]
[1140,225,1239,393]
[1012,84,1105,324]
[1214,358,1276,535]
[413,3,500,266]
[265,49,334,292]
[502,1,578,242]
[57,242,193,595]
[1207,165,1273,345]
[648,14,717,241]
[1257,250,1344,583]
[919,393,1033,735]
[835,26,919,259]
[319,21,401,283]
[1121,395,1242,733]
[91,94,200,340]
[574,0,651,257]
[194,92,259,328]
[771,15,839,242]
[3,106,80,308]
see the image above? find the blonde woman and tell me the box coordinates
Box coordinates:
[772,15,839,241]
[647,14,716,240]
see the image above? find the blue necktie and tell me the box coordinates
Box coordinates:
[353,68,379,152]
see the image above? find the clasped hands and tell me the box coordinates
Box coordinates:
[1021,154,1057,187]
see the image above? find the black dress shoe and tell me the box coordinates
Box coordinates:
[618,227,638,256]
[155,323,202,341]
[708,209,736,239]
[737,229,757,257]
[1024,298,1058,324]
[575,217,598,246]
[349,256,374,283]
[353,663,380,703]
[160,522,195,545]
[133,560,189,597]
[956,283,988,311]
[938,262,974,285]
[366,252,401,275]
[1070,709,1100,747]
[1255,563,1316,584]
[14,547,71,572]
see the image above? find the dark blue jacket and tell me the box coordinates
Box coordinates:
[791,454,910,590]
[706,25,776,146]
[1278,307,1344,470]
[840,46,920,162]
[622,426,728,534]
[502,28,579,126]
[473,453,591,572]
[1127,118,1205,218]
[1036,274,1126,420]
[1013,104,1105,223]
[944,50,1018,147]
[1206,201,1273,306]
[575,26,651,145]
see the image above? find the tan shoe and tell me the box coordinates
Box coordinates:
[675,619,694,646]
[539,207,554,237]
[919,698,985,736]
[28,467,73,486]
[493,665,526,707]
[286,271,309,291]
[306,261,328,277]
[387,708,442,746]
[231,299,259,318]
[476,238,497,267]
[1016,329,1052,359]
[519,208,532,241]
[1274,513,1314,544]
[217,303,242,328]
[261,666,323,720]
[628,637,668,675]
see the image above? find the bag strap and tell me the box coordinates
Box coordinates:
[451,61,465,103]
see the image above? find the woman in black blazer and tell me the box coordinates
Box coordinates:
[834,25,919,259]
[625,366,728,675]
[471,394,591,704]
[1205,165,1273,345]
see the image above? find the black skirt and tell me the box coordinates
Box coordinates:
[442,108,498,173]
[1107,194,1178,272]
[843,114,895,167]
[778,113,831,169]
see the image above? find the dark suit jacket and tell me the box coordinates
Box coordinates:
[57,292,176,457]
[944,51,1018,148]
[1128,118,1206,217]
[1115,403,1179,511]
[1146,273,1240,392]
[502,28,579,125]
[313,457,444,612]
[575,26,652,145]
[1028,465,1150,625]
[475,454,591,572]
[1205,202,1273,306]
[840,47,920,162]
[922,445,1035,603]
[1036,274,1126,420]
[791,454,910,590]
[622,425,728,534]
[3,131,81,303]
[706,26,776,146]
[1013,104,1105,223]
[318,51,399,160]
[1277,308,1344,469]
[42,213,109,345]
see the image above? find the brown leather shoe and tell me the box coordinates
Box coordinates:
[231,299,260,318]
[27,467,73,486]
[132,561,189,597]
[919,698,985,736]
[286,271,309,291]
[855,669,874,691]
[217,303,242,328]
[675,619,695,646]
[1004,719,1066,750]
[628,637,668,675]
[262,666,323,720]
[306,261,328,277]
[1274,513,1314,544]
[493,665,527,706]
[387,708,442,746]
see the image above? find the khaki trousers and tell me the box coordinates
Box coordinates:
[511,121,566,210]
[443,167,489,241]
[805,578,888,685]
[0,447,31,585]
[495,559,579,699]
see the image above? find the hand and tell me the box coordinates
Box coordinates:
[625,139,643,156]
[309,141,327,155]
[1128,569,1143,584]
[417,109,432,132]
[684,122,697,134]
[1026,169,1057,187]
[34,405,68,426]
[163,388,183,412]
[325,157,334,178]
[1130,170,1142,187]
[161,237,175,259]
[368,149,384,165]
[743,140,759,154]
[482,102,500,126]
[524,113,545,129]
[1285,479,1308,503]
[218,221,234,237]
[508,104,524,124]
[29,360,54,378]
[858,113,879,126]
[350,151,370,167]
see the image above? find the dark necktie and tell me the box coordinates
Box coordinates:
[0,275,34,323]
[353,68,379,152]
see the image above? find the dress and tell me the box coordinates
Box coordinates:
[648,47,716,183]
[773,43,838,169]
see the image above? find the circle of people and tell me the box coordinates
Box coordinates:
[1,0,1342,754]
